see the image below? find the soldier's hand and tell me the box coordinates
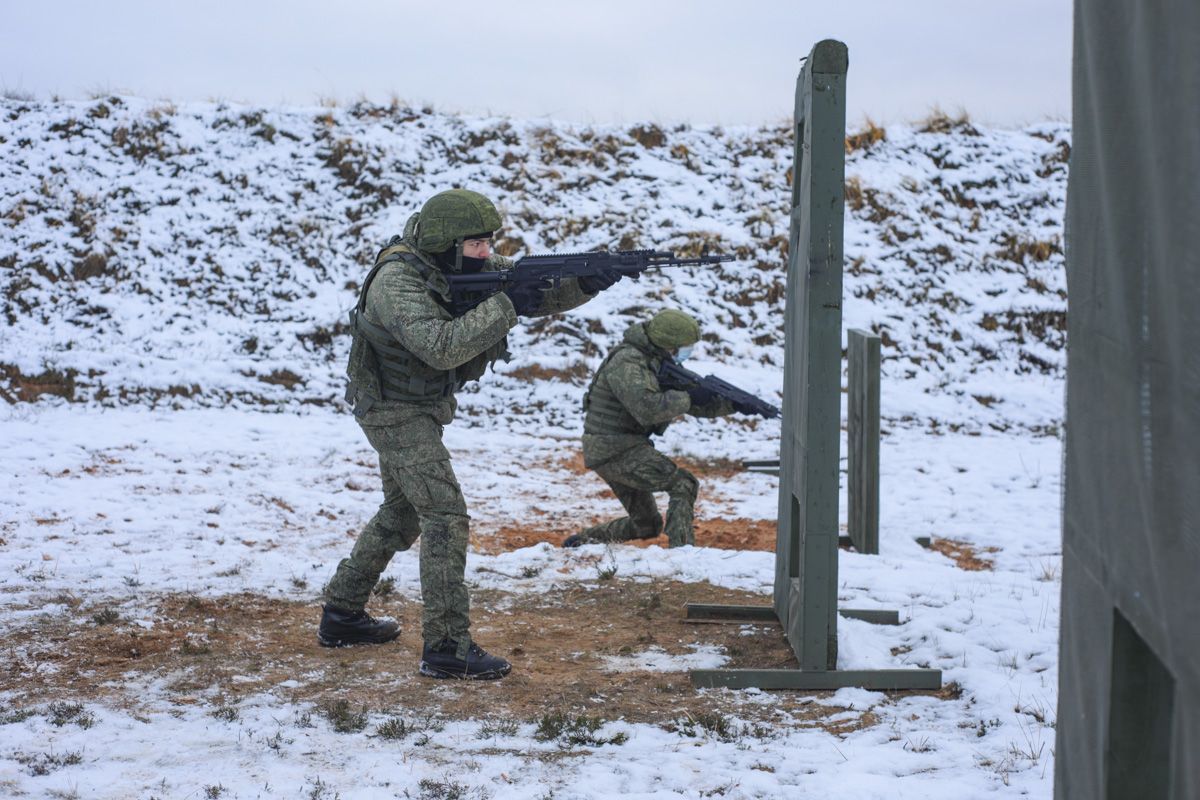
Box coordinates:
[686,384,718,406]
[502,283,543,316]
[577,267,623,295]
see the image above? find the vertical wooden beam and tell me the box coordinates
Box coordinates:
[847,329,881,554]
[774,39,849,671]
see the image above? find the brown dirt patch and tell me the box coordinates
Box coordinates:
[0,581,880,731]
[928,538,997,571]
[477,518,776,555]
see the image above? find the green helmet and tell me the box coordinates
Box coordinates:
[415,189,502,255]
[645,309,701,349]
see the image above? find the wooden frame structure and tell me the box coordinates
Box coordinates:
[689,40,940,691]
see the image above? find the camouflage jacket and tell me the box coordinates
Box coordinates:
[581,323,733,467]
[354,214,591,427]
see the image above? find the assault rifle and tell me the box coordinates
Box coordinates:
[443,249,732,316]
[657,359,781,419]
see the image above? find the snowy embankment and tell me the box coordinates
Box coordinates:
[0,97,1066,798]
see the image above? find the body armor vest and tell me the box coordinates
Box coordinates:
[582,344,669,437]
[344,242,506,417]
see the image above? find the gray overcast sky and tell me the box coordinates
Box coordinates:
[1,1,1072,127]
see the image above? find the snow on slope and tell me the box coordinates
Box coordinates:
[1,96,1068,441]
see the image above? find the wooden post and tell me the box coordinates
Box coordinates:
[773,39,849,670]
[847,329,881,554]
[686,39,938,692]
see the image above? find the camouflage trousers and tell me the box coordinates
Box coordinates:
[578,444,699,547]
[324,415,472,649]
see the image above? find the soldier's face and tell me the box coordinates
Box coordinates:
[462,238,491,259]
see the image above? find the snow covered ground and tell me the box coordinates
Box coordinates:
[1,97,1067,797]
[0,406,1061,799]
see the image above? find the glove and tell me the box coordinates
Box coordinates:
[502,283,543,316]
[732,400,756,415]
[686,384,718,406]
[577,267,623,296]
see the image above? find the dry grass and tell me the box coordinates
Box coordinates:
[0,363,77,403]
[0,582,880,731]
[845,118,887,154]
[993,233,1061,265]
[919,106,979,136]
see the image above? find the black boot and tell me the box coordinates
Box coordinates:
[419,639,512,680]
[317,605,400,647]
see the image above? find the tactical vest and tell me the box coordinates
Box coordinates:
[582,344,669,437]
[344,240,507,417]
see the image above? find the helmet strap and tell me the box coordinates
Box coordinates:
[455,238,463,272]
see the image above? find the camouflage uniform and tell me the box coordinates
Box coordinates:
[325,195,590,656]
[577,321,733,547]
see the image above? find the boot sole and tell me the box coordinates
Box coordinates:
[317,629,400,648]
[418,661,511,680]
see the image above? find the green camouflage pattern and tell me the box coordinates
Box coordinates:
[415,189,503,255]
[577,321,734,548]
[581,323,729,466]
[578,443,699,547]
[324,415,473,647]
[645,309,701,349]
[328,208,592,650]
[352,213,590,428]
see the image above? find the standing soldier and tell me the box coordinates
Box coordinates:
[564,310,735,549]
[319,189,621,679]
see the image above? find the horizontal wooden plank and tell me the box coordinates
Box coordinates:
[690,668,942,690]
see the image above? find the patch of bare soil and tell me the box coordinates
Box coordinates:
[928,538,997,571]
[0,581,877,733]
[477,518,777,555]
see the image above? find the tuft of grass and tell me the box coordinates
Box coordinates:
[320,699,368,734]
[904,736,937,753]
[919,106,978,135]
[47,702,94,729]
[629,124,666,149]
[204,785,226,799]
[596,563,618,581]
[15,750,83,776]
[209,705,239,723]
[476,717,520,739]
[418,777,487,800]
[534,712,627,748]
[305,776,341,800]
[264,730,291,750]
[372,576,396,598]
[0,707,37,725]
[845,118,886,153]
[180,637,212,656]
[90,608,120,626]
[670,711,739,743]
[375,716,411,740]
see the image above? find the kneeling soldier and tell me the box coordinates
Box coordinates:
[564,310,734,549]
[319,189,621,679]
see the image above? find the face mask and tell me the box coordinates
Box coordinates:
[676,345,694,362]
